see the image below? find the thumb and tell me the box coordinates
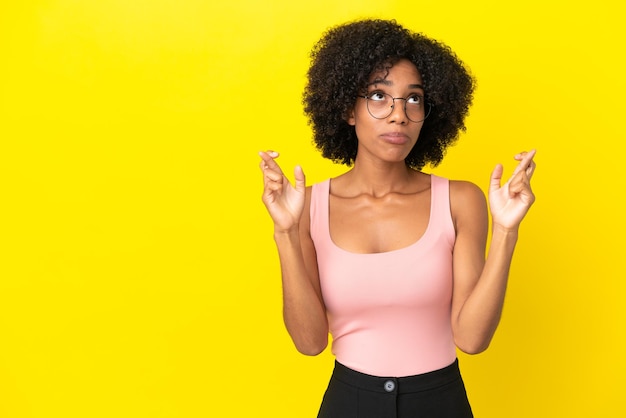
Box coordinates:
[489,163,504,194]
[294,165,306,193]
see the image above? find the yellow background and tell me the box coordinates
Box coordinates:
[1,1,624,417]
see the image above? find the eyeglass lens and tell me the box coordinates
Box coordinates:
[366,94,430,122]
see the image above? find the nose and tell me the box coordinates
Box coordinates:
[388,98,408,124]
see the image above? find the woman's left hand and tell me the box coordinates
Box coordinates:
[489,150,537,230]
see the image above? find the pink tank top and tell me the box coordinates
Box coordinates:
[310,174,457,377]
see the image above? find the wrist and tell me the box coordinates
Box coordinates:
[273,226,300,240]
[491,223,519,239]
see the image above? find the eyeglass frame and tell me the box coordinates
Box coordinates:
[356,92,432,123]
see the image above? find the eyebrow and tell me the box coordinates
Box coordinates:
[367,79,424,90]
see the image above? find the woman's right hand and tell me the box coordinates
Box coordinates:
[259,151,306,232]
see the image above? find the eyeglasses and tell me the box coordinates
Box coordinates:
[357,92,431,123]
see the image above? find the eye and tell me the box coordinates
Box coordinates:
[406,94,423,105]
[368,91,386,101]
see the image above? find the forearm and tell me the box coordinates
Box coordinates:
[274,229,328,356]
[454,225,518,353]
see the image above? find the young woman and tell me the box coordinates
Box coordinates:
[259,19,536,418]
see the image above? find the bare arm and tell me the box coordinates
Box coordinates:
[259,151,328,355]
[451,150,537,354]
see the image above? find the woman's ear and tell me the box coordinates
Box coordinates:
[345,107,356,126]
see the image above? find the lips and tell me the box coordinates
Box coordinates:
[380,132,410,145]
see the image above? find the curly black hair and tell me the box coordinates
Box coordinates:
[303,19,475,169]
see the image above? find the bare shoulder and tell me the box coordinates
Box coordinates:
[449,180,488,228]
[450,180,485,203]
[300,185,314,233]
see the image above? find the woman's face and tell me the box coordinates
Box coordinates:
[347,59,426,164]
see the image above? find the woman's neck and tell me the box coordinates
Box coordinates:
[336,159,423,198]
